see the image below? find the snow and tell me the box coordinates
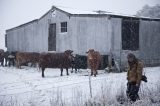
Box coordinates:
[0,66,160,106]
[55,6,160,20]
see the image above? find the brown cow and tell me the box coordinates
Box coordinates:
[39,50,73,77]
[16,52,40,68]
[86,49,101,77]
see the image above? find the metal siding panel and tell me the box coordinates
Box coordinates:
[139,20,160,66]
[70,17,112,55]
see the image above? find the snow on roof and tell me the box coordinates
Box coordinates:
[54,6,160,20]
[6,6,160,32]
[55,5,137,17]
[53,6,97,14]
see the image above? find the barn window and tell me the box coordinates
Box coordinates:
[122,18,139,50]
[61,22,67,33]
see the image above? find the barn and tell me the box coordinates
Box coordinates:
[5,6,160,70]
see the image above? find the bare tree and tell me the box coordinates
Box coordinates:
[136,4,160,18]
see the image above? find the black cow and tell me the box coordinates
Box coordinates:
[39,50,73,77]
[71,54,87,73]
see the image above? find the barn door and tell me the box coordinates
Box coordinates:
[48,23,56,51]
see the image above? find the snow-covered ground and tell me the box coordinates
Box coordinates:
[0,66,160,106]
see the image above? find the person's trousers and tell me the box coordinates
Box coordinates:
[126,82,140,102]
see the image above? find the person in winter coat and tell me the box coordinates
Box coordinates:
[126,53,143,102]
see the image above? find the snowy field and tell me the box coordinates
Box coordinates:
[0,66,160,106]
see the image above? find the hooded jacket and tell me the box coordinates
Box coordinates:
[127,61,143,86]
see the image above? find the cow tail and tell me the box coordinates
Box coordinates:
[38,61,41,72]
[38,63,40,72]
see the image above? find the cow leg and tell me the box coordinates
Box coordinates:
[96,70,98,75]
[0,61,2,66]
[10,59,14,67]
[19,63,21,69]
[8,59,11,67]
[75,67,77,73]
[5,58,7,66]
[91,69,93,76]
[13,59,15,66]
[2,59,4,67]
[60,68,63,76]
[94,70,97,77]
[16,60,19,68]
[66,68,69,76]
[71,64,75,73]
[0,60,2,66]
[8,59,10,67]
[71,65,74,71]
[42,68,45,78]
[18,61,22,69]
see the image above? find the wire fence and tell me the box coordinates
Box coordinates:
[141,58,160,67]
[0,69,108,97]
[0,63,159,98]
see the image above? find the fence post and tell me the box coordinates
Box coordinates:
[88,69,92,98]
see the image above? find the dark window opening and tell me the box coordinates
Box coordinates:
[122,18,139,50]
[61,22,67,33]
[5,34,7,47]
[48,23,56,51]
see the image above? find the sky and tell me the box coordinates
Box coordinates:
[0,0,160,49]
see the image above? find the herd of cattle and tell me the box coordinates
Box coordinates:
[0,49,107,77]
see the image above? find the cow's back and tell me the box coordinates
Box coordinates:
[16,52,26,60]
[39,53,71,68]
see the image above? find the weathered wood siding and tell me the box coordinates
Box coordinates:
[6,21,38,52]
[111,18,122,63]
[37,11,51,52]
[117,20,160,69]
[50,9,71,52]
[70,16,112,55]
[139,20,160,66]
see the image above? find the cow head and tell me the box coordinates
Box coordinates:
[86,49,94,54]
[86,49,95,60]
[65,50,73,54]
[64,50,73,60]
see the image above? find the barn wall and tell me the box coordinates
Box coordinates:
[111,18,122,64]
[70,16,112,55]
[50,9,72,52]
[37,11,51,52]
[6,21,38,52]
[6,8,72,53]
[109,18,138,71]
[139,20,160,66]
[115,20,160,70]
[111,18,141,70]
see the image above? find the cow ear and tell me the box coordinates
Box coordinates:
[68,50,73,53]
[65,50,73,54]
[86,51,89,54]
[70,50,73,53]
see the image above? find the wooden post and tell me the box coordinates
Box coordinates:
[88,69,92,98]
